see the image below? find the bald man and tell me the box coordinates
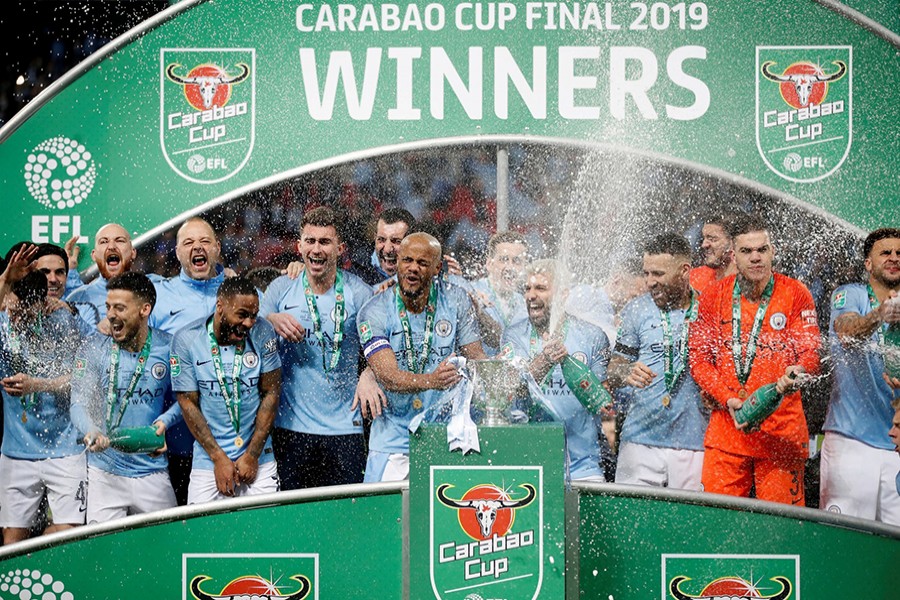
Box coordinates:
[357,233,485,482]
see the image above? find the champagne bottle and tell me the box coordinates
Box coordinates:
[733,372,799,430]
[108,426,165,454]
[560,355,613,413]
[884,323,900,379]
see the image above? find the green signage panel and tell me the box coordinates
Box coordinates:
[578,490,898,599]
[0,492,403,599]
[1,0,899,256]
[410,424,566,600]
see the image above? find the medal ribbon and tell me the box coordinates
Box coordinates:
[301,270,345,373]
[207,319,244,436]
[106,330,153,432]
[6,312,43,418]
[867,283,887,347]
[396,283,438,374]
[731,276,775,386]
[486,281,512,328]
[660,290,699,393]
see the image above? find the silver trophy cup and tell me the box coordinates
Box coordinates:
[470,358,522,426]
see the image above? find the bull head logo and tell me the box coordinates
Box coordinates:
[761,60,846,108]
[190,574,311,600]
[669,575,792,600]
[166,62,250,110]
[437,483,536,539]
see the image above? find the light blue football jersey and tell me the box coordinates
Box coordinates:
[614,293,709,452]
[469,277,527,356]
[501,314,609,480]
[0,310,82,459]
[358,281,480,454]
[70,329,180,477]
[170,317,281,470]
[825,283,896,449]
[260,270,373,435]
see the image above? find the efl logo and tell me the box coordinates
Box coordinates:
[662,554,799,600]
[756,46,851,183]
[430,466,543,600]
[182,553,317,600]
[160,48,256,184]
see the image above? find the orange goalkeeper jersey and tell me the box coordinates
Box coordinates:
[689,273,821,459]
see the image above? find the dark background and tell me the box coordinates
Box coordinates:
[0,1,169,127]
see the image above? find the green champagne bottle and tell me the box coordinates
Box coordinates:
[884,324,900,379]
[733,383,783,430]
[561,355,613,413]
[108,426,165,454]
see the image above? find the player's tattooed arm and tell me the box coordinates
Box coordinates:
[834,312,883,345]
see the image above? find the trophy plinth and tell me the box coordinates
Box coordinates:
[470,359,522,427]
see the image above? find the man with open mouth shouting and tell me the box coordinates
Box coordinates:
[150,217,228,506]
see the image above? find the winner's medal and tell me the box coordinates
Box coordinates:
[207,320,245,450]
[732,277,775,392]
[412,397,423,411]
[21,411,27,424]
[659,291,698,410]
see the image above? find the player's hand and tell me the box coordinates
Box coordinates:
[267,312,306,343]
[0,244,37,283]
[541,339,568,365]
[44,298,71,314]
[84,431,110,452]
[283,261,304,280]
[63,235,81,270]
[234,452,259,485]
[430,358,463,390]
[212,453,238,496]
[374,278,396,294]
[883,372,900,390]
[97,317,112,336]
[624,362,656,389]
[352,369,388,418]
[776,365,806,395]
[223,267,239,279]
[1,373,38,397]
[443,254,462,276]
[149,420,168,457]
[473,290,493,308]
[878,292,900,325]
[726,397,748,431]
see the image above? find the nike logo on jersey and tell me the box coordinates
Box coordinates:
[284,304,303,311]
[197,359,212,366]
[170,309,185,316]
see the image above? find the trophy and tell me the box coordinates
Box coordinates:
[469,358,523,426]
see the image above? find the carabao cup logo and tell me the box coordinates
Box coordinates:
[160,48,255,184]
[662,554,799,600]
[430,466,543,600]
[756,46,851,183]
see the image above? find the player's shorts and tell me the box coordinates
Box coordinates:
[819,432,900,525]
[187,460,279,505]
[363,451,409,483]
[273,428,365,490]
[0,453,87,528]
[615,441,704,491]
[701,446,805,506]
[87,466,177,524]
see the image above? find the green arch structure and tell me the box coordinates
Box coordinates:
[0,0,897,256]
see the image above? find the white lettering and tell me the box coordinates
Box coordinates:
[430,47,483,120]
[299,48,382,120]
[494,46,547,119]
[610,46,659,120]
[665,45,709,120]
[558,46,601,119]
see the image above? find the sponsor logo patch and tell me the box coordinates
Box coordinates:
[170,354,181,377]
[832,290,846,309]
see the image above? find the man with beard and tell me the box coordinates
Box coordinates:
[690,214,738,295]
[689,214,820,505]
[358,233,485,482]
[353,208,417,287]
[151,217,227,505]
[820,228,900,524]
[500,259,609,482]
[171,277,281,503]
[470,231,529,355]
[606,234,709,490]
[70,272,181,523]
[66,223,151,330]
[0,261,85,544]
[260,207,375,489]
